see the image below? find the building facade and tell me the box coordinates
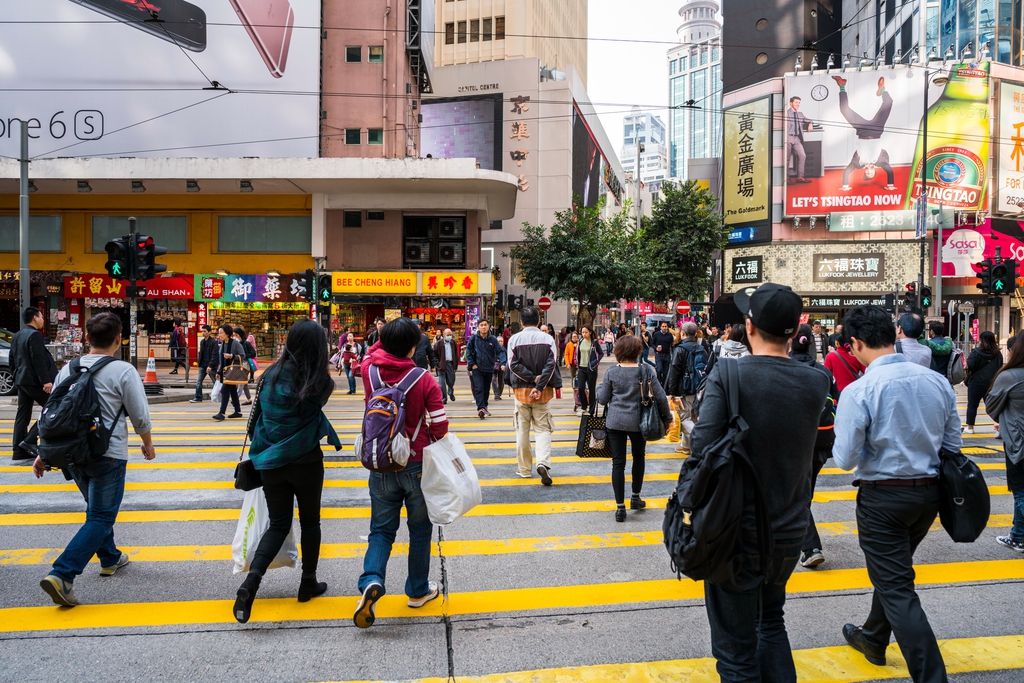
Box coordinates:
[434,0,589,87]
[621,107,669,185]
[667,0,723,181]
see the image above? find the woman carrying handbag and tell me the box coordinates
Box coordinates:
[596,336,671,522]
[213,323,247,421]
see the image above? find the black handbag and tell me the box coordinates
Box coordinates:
[576,404,613,458]
[234,379,265,492]
[639,365,667,441]
[937,448,990,542]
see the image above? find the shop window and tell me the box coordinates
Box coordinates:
[495,16,505,40]
[445,23,455,44]
[217,216,312,253]
[369,45,384,62]
[346,46,361,62]
[0,215,61,252]
[345,128,361,145]
[367,128,383,145]
[367,211,385,221]
[470,19,480,41]
[91,215,187,253]
[483,18,492,40]
[458,21,467,43]
[344,211,362,228]
[403,215,466,268]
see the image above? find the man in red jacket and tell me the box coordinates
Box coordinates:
[354,318,449,629]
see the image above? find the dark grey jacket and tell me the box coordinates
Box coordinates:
[985,368,1024,465]
[596,364,672,433]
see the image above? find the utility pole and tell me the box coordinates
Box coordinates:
[917,72,930,310]
[129,217,138,368]
[935,202,944,325]
[18,121,29,324]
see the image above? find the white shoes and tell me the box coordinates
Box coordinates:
[962,426,974,434]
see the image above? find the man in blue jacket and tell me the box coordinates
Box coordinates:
[465,319,506,419]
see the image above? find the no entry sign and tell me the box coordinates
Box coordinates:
[537,296,552,311]
[676,300,691,315]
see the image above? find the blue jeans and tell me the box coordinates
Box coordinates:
[51,457,128,582]
[1005,455,1024,542]
[471,369,493,411]
[640,348,655,367]
[194,367,212,400]
[704,538,803,683]
[656,354,671,386]
[344,365,356,393]
[359,461,434,599]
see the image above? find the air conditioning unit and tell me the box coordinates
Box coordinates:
[439,217,465,239]
[438,243,463,264]
[405,241,431,264]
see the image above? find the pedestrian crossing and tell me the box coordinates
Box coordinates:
[0,382,1021,682]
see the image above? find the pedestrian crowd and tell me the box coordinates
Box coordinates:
[9,284,1020,683]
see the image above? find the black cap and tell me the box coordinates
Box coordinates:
[733,283,802,337]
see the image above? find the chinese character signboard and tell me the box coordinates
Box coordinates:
[933,218,1024,276]
[193,274,307,303]
[812,253,885,282]
[65,274,193,299]
[785,64,989,216]
[331,272,417,295]
[997,80,1024,213]
[732,256,763,284]
[723,97,771,226]
[422,272,478,295]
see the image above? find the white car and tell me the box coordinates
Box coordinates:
[0,329,14,396]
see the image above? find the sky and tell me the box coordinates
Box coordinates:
[588,0,681,162]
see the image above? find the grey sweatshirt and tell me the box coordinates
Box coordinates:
[596,364,672,433]
[53,354,152,460]
[985,367,1024,465]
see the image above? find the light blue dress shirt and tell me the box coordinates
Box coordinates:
[833,353,962,480]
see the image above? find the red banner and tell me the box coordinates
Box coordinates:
[64,274,194,299]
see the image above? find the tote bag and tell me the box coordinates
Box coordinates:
[231,488,298,574]
[421,433,482,524]
[576,404,613,458]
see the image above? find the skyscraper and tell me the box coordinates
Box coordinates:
[667,0,722,180]
[621,107,669,185]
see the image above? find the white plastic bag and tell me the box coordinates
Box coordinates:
[231,488,298,574]
[421,433,482,525]
[211,379,223,401]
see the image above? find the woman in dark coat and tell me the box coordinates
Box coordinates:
[964,331,1002,434]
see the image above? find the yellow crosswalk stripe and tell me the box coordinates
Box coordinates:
[318,634,1024,683]
[2,559,1022,633]
[2,515,1015,566]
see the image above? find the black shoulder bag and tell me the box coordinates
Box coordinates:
[234,377,265,491]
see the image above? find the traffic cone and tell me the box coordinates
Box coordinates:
[144,348,159,384]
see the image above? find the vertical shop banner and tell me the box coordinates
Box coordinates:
[997,81,1024,212]
[465,297,481,341]
[723,98,771,225]
[784,64,989,216]
[194,274,307,302]
[934,219,1024,276]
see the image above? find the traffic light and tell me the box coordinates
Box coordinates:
[103,236,131,279]
[993,259,1017,293]
[1007,259,1020,292]
[905,282,918,310]
[317,274,332,302]
[920,285,933,309]
[302,269,315,302]
[977,259,994,294]
[494,290,504,311]
[133,235,167,281]
[882,293,895,313]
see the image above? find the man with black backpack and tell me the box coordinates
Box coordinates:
[833,306,961,683]
[685,283,829,683]
[32,312,155,607]
[665,322,708,456]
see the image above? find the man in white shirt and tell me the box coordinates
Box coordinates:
[895,312,932,368]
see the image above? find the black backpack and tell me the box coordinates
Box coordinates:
[38,356,124,472]
[937,448,991,542]
[663,359,773,588]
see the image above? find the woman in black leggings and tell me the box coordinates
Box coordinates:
[232,319,342,623]
[964,331,1002,433]
[575,325,603,414]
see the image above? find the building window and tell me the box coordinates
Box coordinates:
[344,211,362,228]
[403,215,466,268]
[217,216,312,253]
[367,211,385,221]
[346,46,361,62]
[0,215,61,252]
[483,18,492,40]
[712,46,720,62]
[679,55,687,70]
[470,19,480,41]
[345,128,361,145]
[458,21,467,43]
[690,69,707,159]
[495,16,505,40]
[670,59,678,74]
[368,45,384,62]
[91,215,187,253]
[445,22,455,45]
[700,49,708,65]
[367,128,383,145]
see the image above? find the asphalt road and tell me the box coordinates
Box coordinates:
[0,360,1021,683]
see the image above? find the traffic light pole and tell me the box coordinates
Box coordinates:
[129,216,138,369]
[18,122,30,324]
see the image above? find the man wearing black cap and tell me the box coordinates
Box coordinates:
[690,283,830,683]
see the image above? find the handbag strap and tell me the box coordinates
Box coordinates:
[720,358,748,436]
[832,350,862,379]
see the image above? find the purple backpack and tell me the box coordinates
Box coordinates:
[355,365,427,472]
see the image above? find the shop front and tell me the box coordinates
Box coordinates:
[1,270,70,340]
[195,273,313,360]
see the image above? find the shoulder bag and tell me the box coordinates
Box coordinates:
[639,364,667,441]
[234,377,265,491]
[576,403,612,458]
[223,341,250,385]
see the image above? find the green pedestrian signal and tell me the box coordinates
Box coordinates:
[103,236,131,280]
[920,285,933,308]
[992,263,1008,292]
[317,274,332,303]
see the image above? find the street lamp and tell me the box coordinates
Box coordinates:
[917,63,951,318]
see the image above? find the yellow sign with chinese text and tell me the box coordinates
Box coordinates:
[331,272,417,294]
[723,97,771,225]
[421,272,479,295]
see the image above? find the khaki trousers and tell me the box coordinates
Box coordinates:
[679,394,696,452]
[514,398,554,476]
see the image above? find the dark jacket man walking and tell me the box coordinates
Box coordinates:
[9,307,57,464]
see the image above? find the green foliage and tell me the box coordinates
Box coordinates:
[638,181,729,303]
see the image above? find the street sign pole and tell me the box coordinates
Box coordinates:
[18,122,30,325]
[129,217,137,369]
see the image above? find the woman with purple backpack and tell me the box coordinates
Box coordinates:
[354,317,449,629]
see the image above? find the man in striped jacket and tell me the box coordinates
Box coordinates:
[506,306,562,485]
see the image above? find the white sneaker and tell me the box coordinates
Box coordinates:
[99,552,130,577]
[962,426,974,434]
[408,581,440,607]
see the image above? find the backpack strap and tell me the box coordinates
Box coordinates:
[368,365,383,392]
[395,367,427,393]
[832,350,863,379]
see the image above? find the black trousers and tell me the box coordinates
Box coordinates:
[578,367,598,413]
[802,451,828,552]
[857,483,948,683]
[250,458,325,577]
[13,385,49,459]
[965,383,987,426]
[607,429,646,504]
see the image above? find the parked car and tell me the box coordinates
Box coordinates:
[0,329,13,396]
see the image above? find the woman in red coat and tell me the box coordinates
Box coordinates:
[823,327,866,393]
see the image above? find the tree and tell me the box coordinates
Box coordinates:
[638,181,729,304]
[505,200,637,328]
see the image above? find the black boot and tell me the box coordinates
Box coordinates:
[297,572,328,603]
[233,573,261,623]
[630,495,646,510]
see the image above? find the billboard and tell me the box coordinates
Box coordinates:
[723,97,771,225]
[784,63,990,216]
[572,106,603,208]
[420,97,501,170]
[997,81,1024,213]
[934,218,1024,276]
[0,0,321,159]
